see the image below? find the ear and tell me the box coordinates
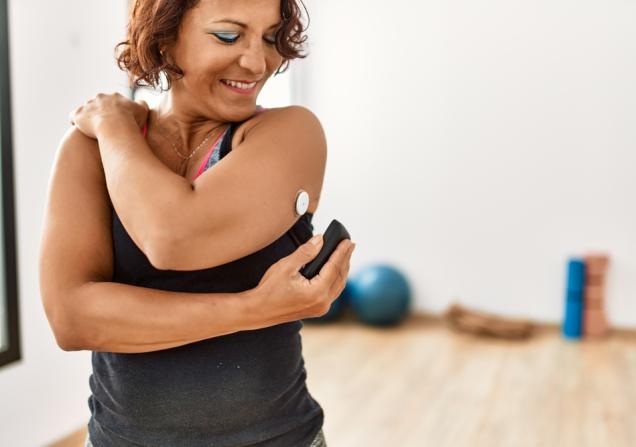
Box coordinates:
[159,46,173,62]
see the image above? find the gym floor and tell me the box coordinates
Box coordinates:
[49,313,636,447]
[302,313,636,447]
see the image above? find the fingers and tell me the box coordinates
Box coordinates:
[343,243,354,280]
[315,239,353,285]
[327,242,355,298]
[69,105,82,126]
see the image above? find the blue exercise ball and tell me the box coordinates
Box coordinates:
[307,280,352,323]
[349,264,412,326]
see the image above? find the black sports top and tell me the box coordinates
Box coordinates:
[86,117,324,446]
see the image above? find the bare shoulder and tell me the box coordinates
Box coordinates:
[233,105,326,150]
[52,125,111,217]
[40,126,113,295]
[228,105,326,216]
[59,125,98,148]
[55,126,103,174]
[251,105,322,124]
[54,127,112,204]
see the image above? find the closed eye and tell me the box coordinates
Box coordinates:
[211,32,239,43]
[211,32,277,46]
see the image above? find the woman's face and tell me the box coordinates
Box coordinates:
[168,0,284,121]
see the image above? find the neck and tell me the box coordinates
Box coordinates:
[153,91,227,152]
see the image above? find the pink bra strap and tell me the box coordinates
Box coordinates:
[194,128,228,179]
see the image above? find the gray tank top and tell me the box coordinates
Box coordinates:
[86,117,324,446]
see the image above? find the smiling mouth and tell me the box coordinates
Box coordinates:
[221,79,258,90]
[220,79,259,97]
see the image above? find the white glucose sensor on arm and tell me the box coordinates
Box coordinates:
[295,190,309,216]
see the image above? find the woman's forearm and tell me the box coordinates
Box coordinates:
[64,280,262,354]
[95,117,191,258]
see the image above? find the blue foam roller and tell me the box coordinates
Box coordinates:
[563,300,583,339]
[562,258,585,339]
[566,259,586,292]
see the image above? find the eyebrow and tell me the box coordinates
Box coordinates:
[212,19,281,29]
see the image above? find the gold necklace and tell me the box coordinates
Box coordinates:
[151,112,226,162]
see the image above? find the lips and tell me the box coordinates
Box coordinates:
[220,79,258,95]
[221,78,261,83]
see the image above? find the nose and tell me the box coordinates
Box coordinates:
[238,40,267,77]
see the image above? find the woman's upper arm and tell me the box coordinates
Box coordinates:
[161,105,327,271]
[39,126,114,339]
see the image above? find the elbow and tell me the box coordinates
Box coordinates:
[147,230,223,271]
[47,312,86,352]
[56,316,102,352]
[41,292,77,351]
[143,189,197,271]
[52,311,91,352]
[41,287,95,352]
[145,230,179,271]
[56,332,82,352]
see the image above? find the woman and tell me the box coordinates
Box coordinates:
[38,0,355,446]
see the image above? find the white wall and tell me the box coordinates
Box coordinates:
[0,1,128,446]
[298,0,636,326]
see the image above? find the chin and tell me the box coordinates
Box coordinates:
[221,105,258,123]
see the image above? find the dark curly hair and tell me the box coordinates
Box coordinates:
[115,0,309,90]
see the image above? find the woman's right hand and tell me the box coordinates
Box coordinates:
[253,235,356,326]
[69,92,149,139]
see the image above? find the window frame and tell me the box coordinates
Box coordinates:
[0,0,21,369]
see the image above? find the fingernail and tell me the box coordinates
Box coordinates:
[310,234,322,246]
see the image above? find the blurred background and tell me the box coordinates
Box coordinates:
[0,0,635,446]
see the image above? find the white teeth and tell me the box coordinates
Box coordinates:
[222,79,256,89]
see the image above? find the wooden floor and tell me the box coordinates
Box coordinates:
[51,313,636,447]
[302,313,636,447]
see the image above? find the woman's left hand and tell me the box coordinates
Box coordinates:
[69,92,149,139]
